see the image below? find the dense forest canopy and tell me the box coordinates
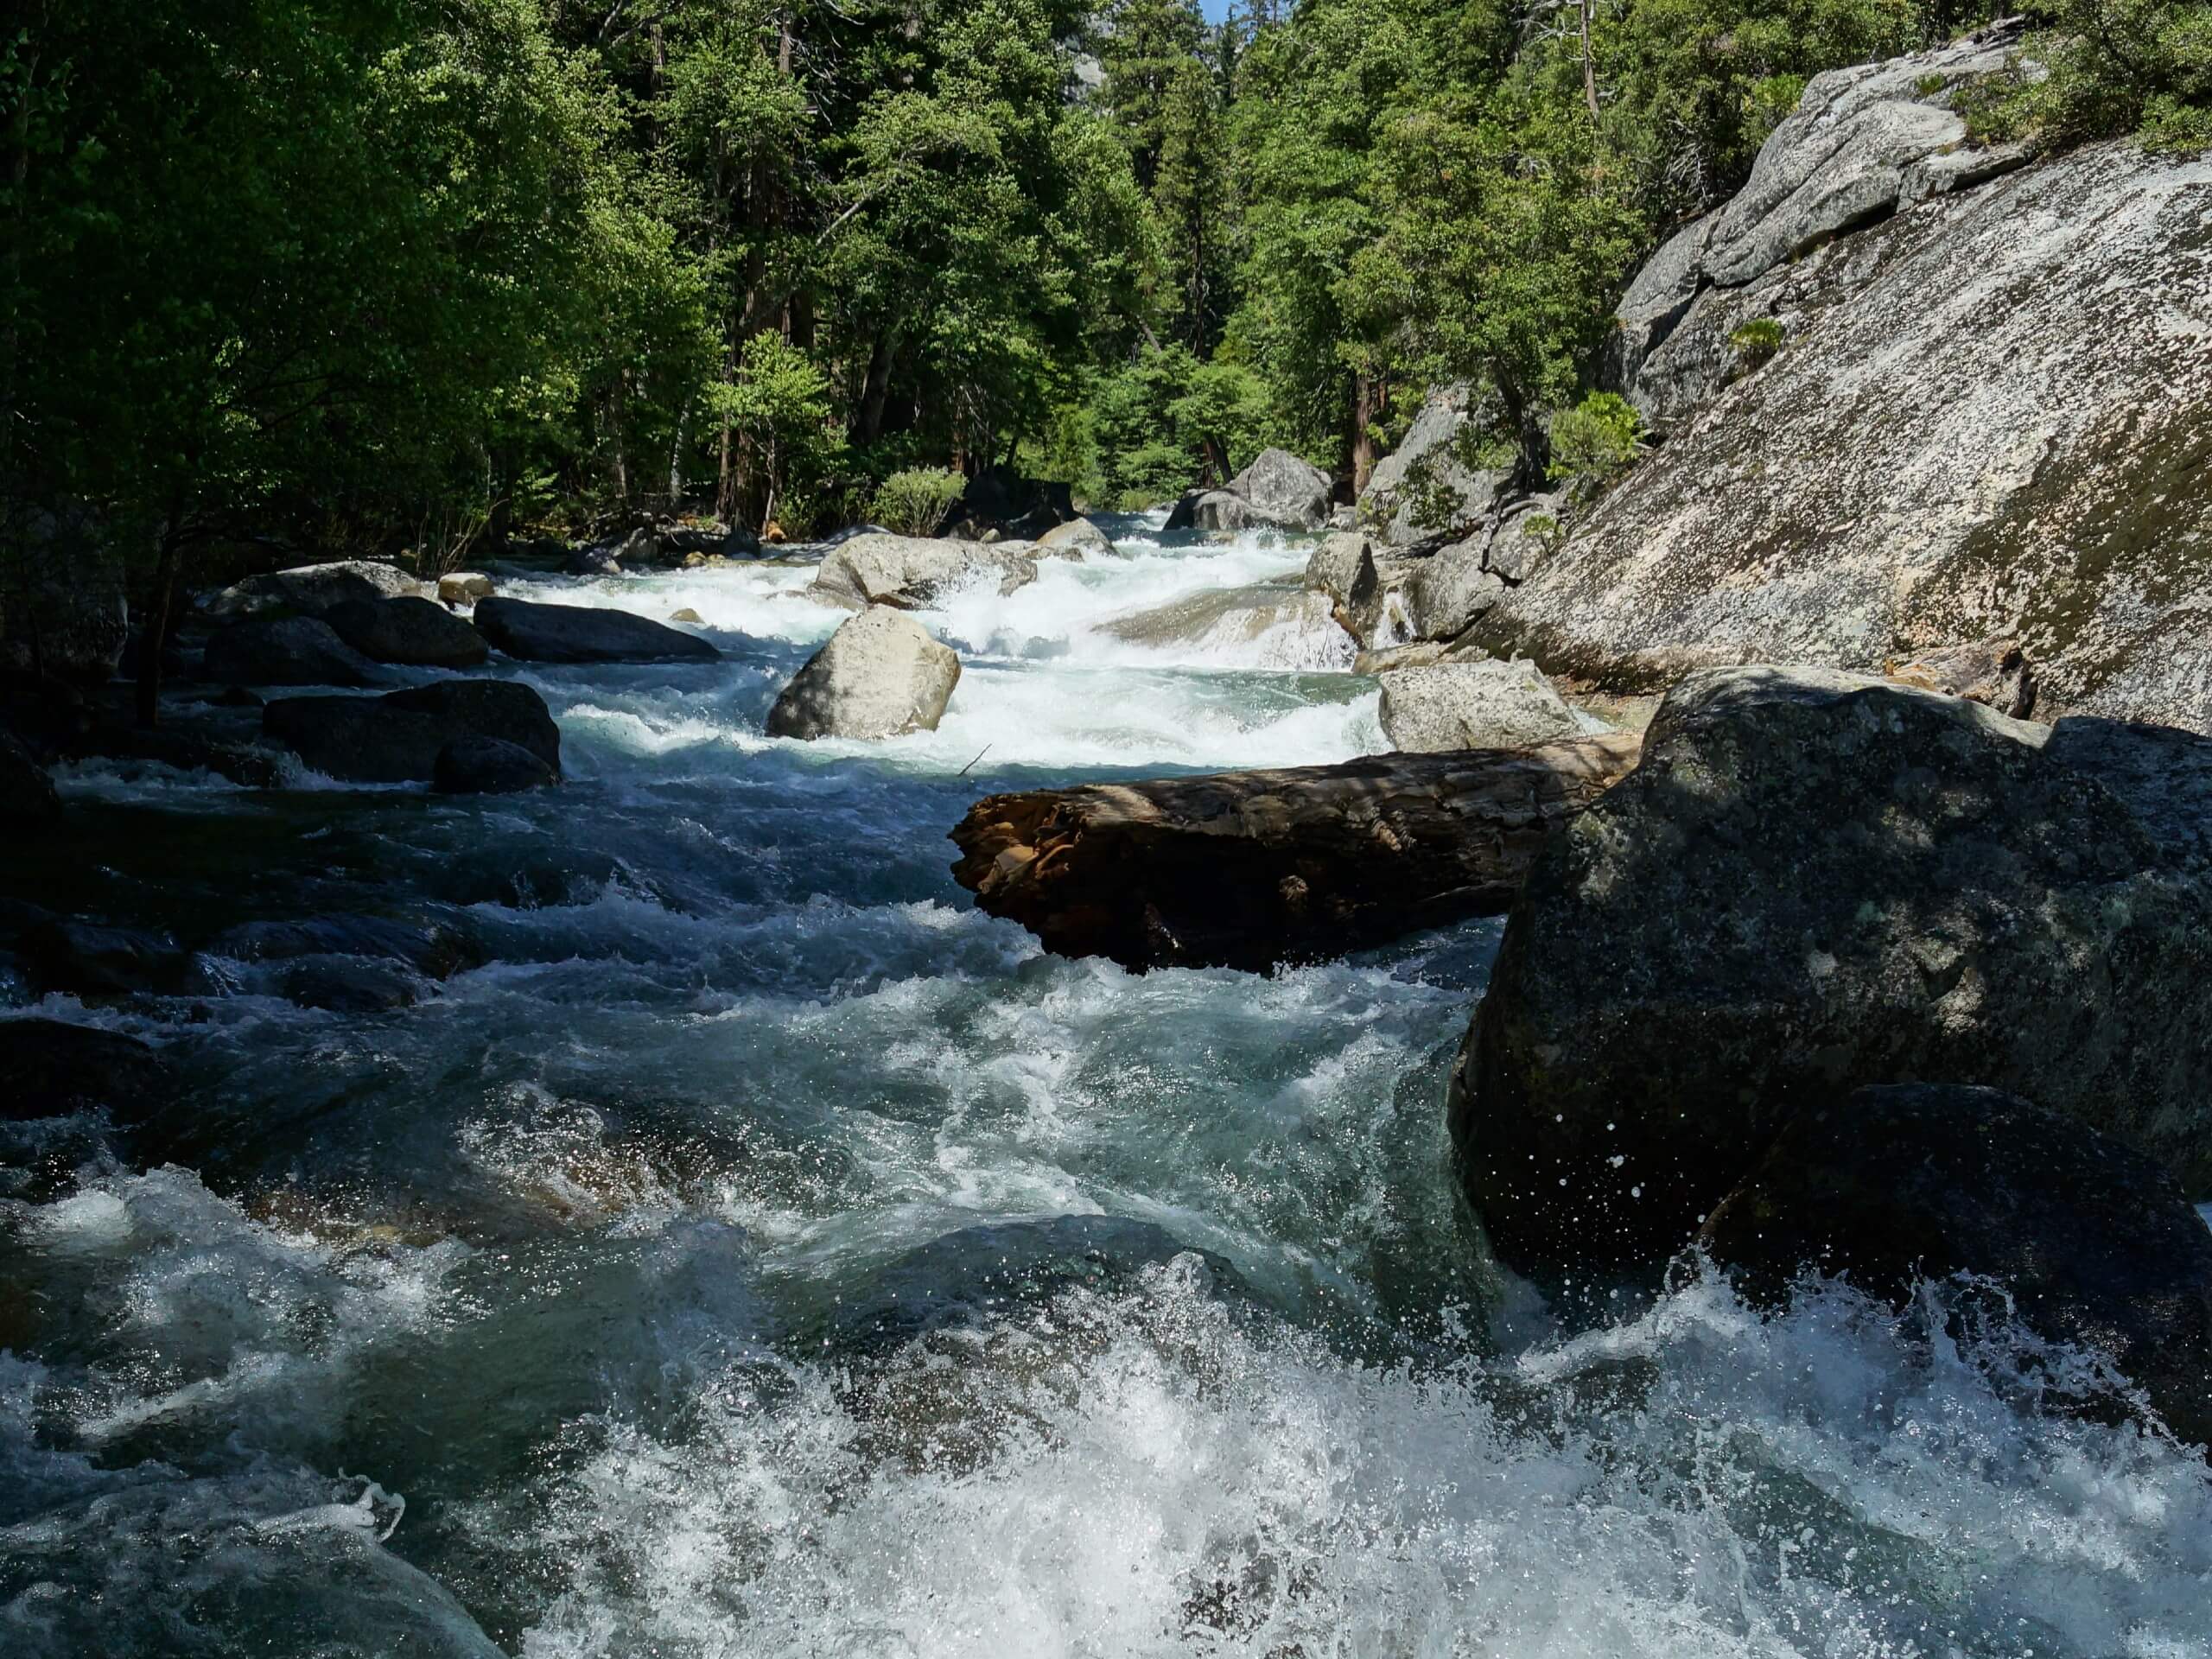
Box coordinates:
[4,0,2205,583]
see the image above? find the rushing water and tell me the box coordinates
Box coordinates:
[3,520,2209,1657]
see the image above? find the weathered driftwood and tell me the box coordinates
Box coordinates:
[950,734,1642,972]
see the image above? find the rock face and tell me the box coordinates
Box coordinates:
[952,735,1642,973]
[1491,114,2211,732]
[325,596,490,668]
[1,730,61,830]
[203,616,385,688]
[1450,667,2212,1273]
[808,534,1039,610]
[0,1019,173,1125]
[208,559,425,618]
[433,734,558,794]
[766,609,960,741]
[1166,448,1334,535]
[1885,636,2035,718]
[1378,660,1583,753]
[1700,1084,2212,1451]
[0,507,130,683]
[1035,517,1111,559]
[264,680,561,783]
[1357,387,1509,550]
[473,597,719,664]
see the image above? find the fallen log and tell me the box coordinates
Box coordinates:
[949,734,1643,973]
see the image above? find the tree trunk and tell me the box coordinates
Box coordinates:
[1580,0,1601,125]
[950,734,1643,973]
[858,333,897,444]
[1351,373,1382,496]
[134,518,183,731]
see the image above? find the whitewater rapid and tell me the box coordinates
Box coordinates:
[3,520,2209,1657]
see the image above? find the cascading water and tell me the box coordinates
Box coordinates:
[2,520,2208,1658]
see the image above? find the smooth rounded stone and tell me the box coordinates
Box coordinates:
[1035,517,1111,559]
[282,958,423,1014]
[18,920,189,998]
[203,615,385,688]
[1230,447,1333,531]
[323,595,490,668]
[473,596,719,664]
[263,679,560,784]
[1700,1084,2212,1451]
[806,533,1039,610]
[766,608,959,741]
[1378,659,1581,753]
[0,1019,173,1124]
[1357,385,1509,550]
[433,734,557,795]
[1,729,61,830]
[207,559,425,618]
[437,571,495,604]
[1407,541,1506,641]
[1885,636,2035,719]
[1450,666,2212,1274]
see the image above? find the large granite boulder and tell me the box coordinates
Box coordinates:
[1449,667,2212,1273]
[263,680,560,783]
[203,616,385,688]
[1035,517,1112,560]
[808,535,1039,611]
[1378,660,1582,753]
[324,595,490,668]
[1103,585,1349,667]
[474,597,719,664]
[766,609,960,741]
[207,559,426,619]
[1357,387,1510,550]
[1,729,61,830]
[1166,448,1334,535]
[1491,133,2212,734]
[1701,1084,2212,1451]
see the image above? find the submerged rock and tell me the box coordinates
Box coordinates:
[282,958,423,1014]
[209,912,481,979]
[433,734,557,795]
[473,597,719,664]
[324,595,490,668]
[1700,1084,2212,1451]
[808,534,1038,610]
[19,919,190,998]
[207,559,425,618]
[766,608,960,741]
[263,679,560,784]
[1450,666,2212,1274]
[1378,660,1582,753]
[0,1019,173,1124]
[203,616,385,688]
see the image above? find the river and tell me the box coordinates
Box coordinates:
[3,518,2207,1656]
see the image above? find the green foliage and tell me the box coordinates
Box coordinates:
[1547,392,1644,484]
[1957,1,2212,150]
[869,467,969,537]
[1730,317,1787,368]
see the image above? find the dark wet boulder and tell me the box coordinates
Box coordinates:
[433,734,557,794]
[1700,1084,2212,1451]
[473,597,719,664]
[208,912,482,979]
[283,958,423,1014]
[767,608,959,741]
[1450,666,2212,1274]
[19,920,190,998]
[65,725,285,788]
[207,558,426,618]
[1,729,61,830]
[324,595,490,668]
[263,679,559,784]
[0,1019,173,1124]
[951,465,1074,539]
[203,616,385,688]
